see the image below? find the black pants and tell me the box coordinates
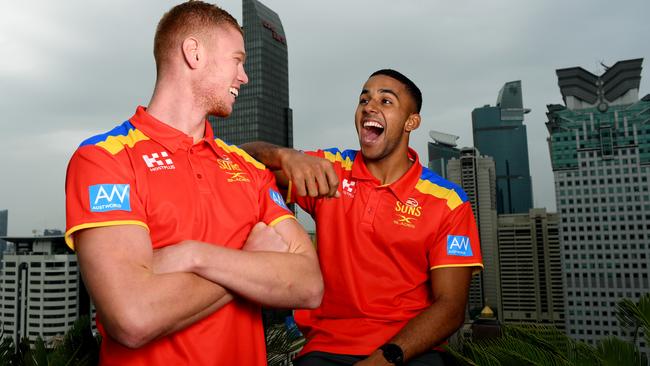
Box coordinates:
[293,350,453,366]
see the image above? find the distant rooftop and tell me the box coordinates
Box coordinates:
[556,58,643,110]
[429,130,460,147]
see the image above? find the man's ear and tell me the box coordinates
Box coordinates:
[182,37,201,69]
[405,113,421,132]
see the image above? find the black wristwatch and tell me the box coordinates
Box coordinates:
[379,343,404,365]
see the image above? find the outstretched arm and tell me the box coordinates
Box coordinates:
[241,141,339,198]
[356,267,474,365]
[153,219,324,309]
[75,225,233,349]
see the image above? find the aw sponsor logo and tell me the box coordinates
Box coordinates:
[218,158,249,182]
[393,197,422,229]
[341,178,356,197]
[142,151,175,172]
[89,184,131,212]
[447,235,473,257]
[269,189,289,210]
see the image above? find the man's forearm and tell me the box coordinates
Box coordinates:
[88,267,233,348]
[76,226,233,349]
[387,299,465,361]
[240,141,287,169]
[185,241,322,309]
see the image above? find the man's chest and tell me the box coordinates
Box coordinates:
[129,144,261,247]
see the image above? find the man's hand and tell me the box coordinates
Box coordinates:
[152,241,195,275]
[243,222,289,253]
[278,148,340,198]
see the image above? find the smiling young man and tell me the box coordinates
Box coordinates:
[243,69,483,365]
[64,2,322,365]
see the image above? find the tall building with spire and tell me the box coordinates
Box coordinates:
[546,58,650,352]
[209,0,292,147]
[472,81,533,214]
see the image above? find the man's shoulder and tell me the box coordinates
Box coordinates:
[318,147,358,171]
[414,166,468,211]
[76,120,150,156]
[213,138,267,172]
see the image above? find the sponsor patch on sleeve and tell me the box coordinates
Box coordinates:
[269,189,289,210]
[89,184,131,212]
[446,235,472,257]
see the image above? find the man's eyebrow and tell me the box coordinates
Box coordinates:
[378,88,399,100]
[359,88,400,100]
[235,51,246,62]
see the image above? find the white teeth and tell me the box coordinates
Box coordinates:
[363,121,383,129]
[229,87,239,97]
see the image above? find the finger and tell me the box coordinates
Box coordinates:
[324,166,340,198]
[250,221,267,234]
[291,173,308,197]
[305,175,320,197]
[315,170,331,197]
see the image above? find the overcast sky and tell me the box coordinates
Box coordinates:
[1,0,649,235]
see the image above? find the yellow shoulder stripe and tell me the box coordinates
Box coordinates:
[214,139,266,170]
[96,129,150,155]
[323,151,353,171]
[414,179,463,210]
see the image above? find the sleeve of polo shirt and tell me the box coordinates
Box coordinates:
[257,168,296,227]
[428,201,483,273]
[285,150,322,215]
[65,146,147,250]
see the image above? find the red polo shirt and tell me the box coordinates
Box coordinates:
[291,148,483,356]
[65,106,293,366]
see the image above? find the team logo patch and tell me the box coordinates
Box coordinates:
[89,184,131,212]
[269,189,289,210]
[393,198,422,229]
[341,178,356,197]
[142,151,175,172]
[447,235,472,257]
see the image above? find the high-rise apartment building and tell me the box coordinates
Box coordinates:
[209,0,292,147]
[497,209,564,329]
[428,131,460,179]
[546,58,649,351]
[0,209,7,261]
[0,235,81,346]
[472,81,533,214]
[448,148,500,318]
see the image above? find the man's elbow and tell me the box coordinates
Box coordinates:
[103,311,159,349]
[303,279,324,309]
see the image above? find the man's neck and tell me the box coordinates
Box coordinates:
[147,80,206,143]
[365,145,413,186]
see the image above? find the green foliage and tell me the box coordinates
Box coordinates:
[0,316,99,366]
[265,322,306,366]
[596,337,648,366]
[616,293,650,346]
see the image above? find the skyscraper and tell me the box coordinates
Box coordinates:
[497,209,564,329]
[428,130,460,179]
[0,235,81,346]
[0,210,7,262]
[472,81,533,214]
[447,147,500,318]
[546,58,650,351]
[209,0,292,147]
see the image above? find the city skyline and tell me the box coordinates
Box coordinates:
[1,0,650,234]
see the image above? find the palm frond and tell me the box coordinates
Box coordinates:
[595,336,648,366]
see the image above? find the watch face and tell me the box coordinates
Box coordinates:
[380,343,404,365]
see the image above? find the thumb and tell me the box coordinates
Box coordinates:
[250,221,268,234]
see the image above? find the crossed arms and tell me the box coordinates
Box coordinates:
[76,217,323,349]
